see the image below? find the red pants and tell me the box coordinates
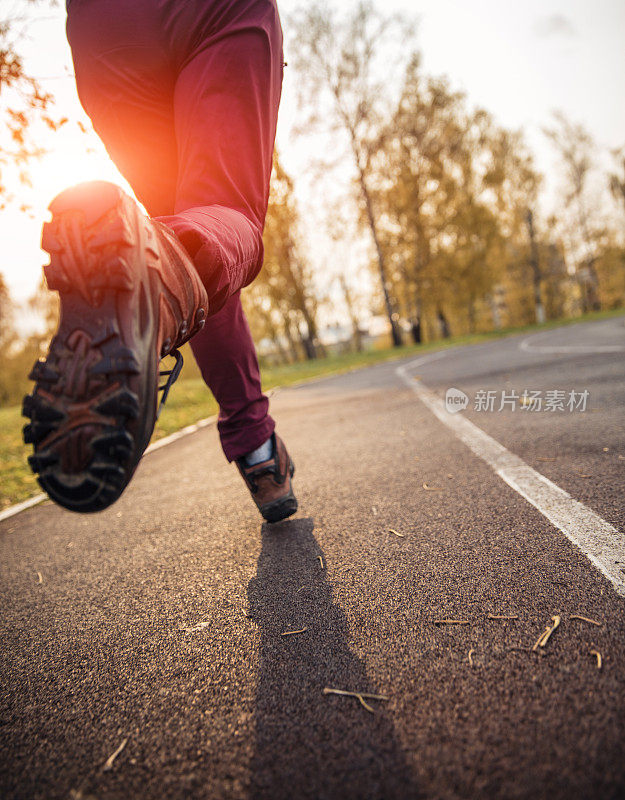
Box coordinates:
[66,0,282,460]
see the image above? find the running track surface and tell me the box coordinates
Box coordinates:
[1,315,624,799]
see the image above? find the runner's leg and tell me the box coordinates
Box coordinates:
[65,0,281,459]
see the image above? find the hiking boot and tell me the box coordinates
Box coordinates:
[236,433,297,523]
[22,181,208,512]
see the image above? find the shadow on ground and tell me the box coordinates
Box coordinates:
[247,517,420,800]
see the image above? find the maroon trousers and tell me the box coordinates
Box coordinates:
[66,0,282,460]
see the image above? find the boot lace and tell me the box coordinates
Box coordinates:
[156,349,184,419]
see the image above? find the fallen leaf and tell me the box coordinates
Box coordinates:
[423,483,443,491]
[468,648,475,666]
[434,619,470,625]
[184,621,211,633]
[537,457,556,462]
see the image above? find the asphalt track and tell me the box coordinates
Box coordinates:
[1,314,624,800]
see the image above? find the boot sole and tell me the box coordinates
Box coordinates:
[23,182,161,512]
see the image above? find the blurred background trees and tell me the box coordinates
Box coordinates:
[0,0,62,403]
[242,153,325,362]
[0,0,65,209]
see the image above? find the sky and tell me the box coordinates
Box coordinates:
[1,0,624,325]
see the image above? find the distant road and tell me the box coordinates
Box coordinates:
[1,314,624,800]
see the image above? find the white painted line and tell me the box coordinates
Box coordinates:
[0,493,47,523]
[0,415,218,525]
[520,331,625,354]
[396,355,625,597]
[144,414,217,454]
[0,388,282,524]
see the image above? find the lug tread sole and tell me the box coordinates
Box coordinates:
[23,182,151,513]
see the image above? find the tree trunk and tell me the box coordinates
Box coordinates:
[357,169,402,347]
[526,209,546,324]
[300,307,326,359]
[264,314,291,364]
[282,315,300,362]
[437,308,451,338]
[411,286,422,343]
[300,330,317,360]
[339,275,363,352]
[410,317,421,343]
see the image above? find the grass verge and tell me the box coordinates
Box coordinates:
[1,306,623,510]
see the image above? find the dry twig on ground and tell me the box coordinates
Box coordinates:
[102,738,128,772]
[571,614,602,626]
[322,687,389,713]
[532,615,561,651]
[589,649,602,669]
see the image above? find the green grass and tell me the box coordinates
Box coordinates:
[0,406,42,509]
[1,306,623,510]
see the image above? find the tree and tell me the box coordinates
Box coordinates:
[0,271,15,351]
[480,123,544,325]
[526,209,545,323]
[609,147,625,218]
[288,1,413,346]
[371,55,544,338]
[0,0,65,208]
[372,58,468,337]
[243,155,323,361]
[338,274,363,351]
[544,112,602,311]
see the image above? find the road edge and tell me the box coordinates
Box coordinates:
[396,354,625,597]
